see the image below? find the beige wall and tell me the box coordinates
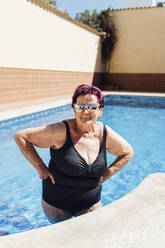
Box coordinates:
[0,0,102,72]
[108,7,165,73]
[1,1,164,96]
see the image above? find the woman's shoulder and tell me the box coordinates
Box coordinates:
[96,121,109,132]
[49,119,71,128]
[50,119,76,134]
[47,120,72,149]
[45,121,63,131]
[104,124,118,136]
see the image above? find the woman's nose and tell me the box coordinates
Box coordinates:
[82,106,90,113]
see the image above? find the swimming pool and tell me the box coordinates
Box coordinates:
[0,95,165,235]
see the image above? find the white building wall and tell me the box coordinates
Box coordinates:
[126,0,152,8]
[126,0,164,8]
[0,0,102,72]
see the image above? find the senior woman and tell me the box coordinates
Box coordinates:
[14,84,133,223]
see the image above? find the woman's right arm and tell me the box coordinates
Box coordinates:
[14,122,65,184]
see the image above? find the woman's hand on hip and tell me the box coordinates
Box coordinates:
[37,164,55,184]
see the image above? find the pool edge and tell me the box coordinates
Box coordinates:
[0,98,72,122]
[1,92,165,122]
[0,173,164,248]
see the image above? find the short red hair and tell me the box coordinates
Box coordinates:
[72,84,104,108]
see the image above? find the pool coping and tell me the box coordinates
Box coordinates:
[0,173,165,248]
[0,91,165,122]
[0,98,72,122]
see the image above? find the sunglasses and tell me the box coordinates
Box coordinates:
[73,103,100,112]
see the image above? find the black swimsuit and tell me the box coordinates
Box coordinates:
[42,121,107,214]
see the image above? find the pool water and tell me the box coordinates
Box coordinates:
[0,95,165,235]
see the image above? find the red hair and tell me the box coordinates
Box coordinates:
[72,84,104,108]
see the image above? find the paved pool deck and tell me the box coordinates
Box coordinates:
[0,91,165,122]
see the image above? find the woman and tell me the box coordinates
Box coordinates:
[14,84,133,223]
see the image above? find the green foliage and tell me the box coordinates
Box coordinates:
[41,0,69,15]
[42,0,57,7]
[75,9,100,30]
[63,9,69,16]
[76,8,118,62]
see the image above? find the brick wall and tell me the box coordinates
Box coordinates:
[0,68,103,104]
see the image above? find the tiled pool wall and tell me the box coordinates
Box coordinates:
[104,95,165,108]
[0,95,165,128]
[0,104,71,128]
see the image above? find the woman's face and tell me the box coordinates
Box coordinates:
[73,94,103,125]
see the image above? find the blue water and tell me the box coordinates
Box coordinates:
[0,95,165,235]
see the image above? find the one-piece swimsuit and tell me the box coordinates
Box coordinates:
[42,120,107,214]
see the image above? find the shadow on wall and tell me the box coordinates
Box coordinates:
[92,39,105,89]
[99,8,165,93]
[91,9,119,90]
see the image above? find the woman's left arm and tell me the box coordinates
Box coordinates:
[100,125,134,182]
